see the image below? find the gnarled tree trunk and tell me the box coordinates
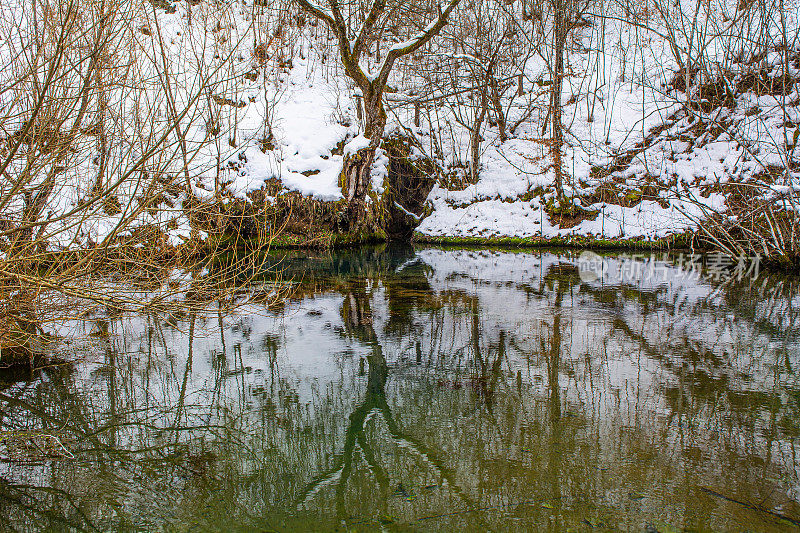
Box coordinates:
[340,92,387,228]
[340,147,376,227]
[551,4,567,202]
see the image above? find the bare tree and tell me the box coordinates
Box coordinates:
[0,0,284,359]
[548,0,591,201]
[439,0,531,182]
[295,0,461,227]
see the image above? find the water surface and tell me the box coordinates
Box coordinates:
[2,246,800,531]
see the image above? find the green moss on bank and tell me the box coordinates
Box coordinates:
[411,231,701,251]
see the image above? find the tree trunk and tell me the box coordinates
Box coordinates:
[552,9,566,201]
[341,147,377,227]
[489,77,508,143]
[340,92,387,228]
[470,88,488,184]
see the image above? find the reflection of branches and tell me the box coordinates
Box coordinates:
[0,478,98,531]
[0,391,70,429]
[294,342,390,513]
[297,280,480,523]
[297,344,479,518]
[172,314,195,444]
[467,298,508,423]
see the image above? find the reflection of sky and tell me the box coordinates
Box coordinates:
[7,250,800,437]
[2,249,800,528]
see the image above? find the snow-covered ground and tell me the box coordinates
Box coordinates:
[199,0,798,240]
[1,0,798,249]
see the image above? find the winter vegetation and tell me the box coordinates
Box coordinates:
[2,0,800,525]
[0,0,799,350]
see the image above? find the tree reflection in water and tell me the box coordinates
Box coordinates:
[1,246,800,531]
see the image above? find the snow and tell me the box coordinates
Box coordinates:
[419,196,548,238]
[220,53,360,201]
[343,134,371,155]
[417,193,727,239]
[2,0,798,250]
[393,200,422,220]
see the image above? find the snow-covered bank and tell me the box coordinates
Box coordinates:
[417,186,727,240]
[2,0,798,257]
[197,0,799,243]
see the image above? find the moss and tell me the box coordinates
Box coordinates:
[147,0,175,12]
[412,231,700,251]
[624,190,642,204]
[590,165,612,181]
[207,228,706,261]
[329,229,387,247]
[544,198,599,229]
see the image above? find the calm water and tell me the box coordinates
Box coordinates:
[2,246,800,531]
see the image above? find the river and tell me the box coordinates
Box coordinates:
[1,246,799,531]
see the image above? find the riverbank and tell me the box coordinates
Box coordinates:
[412,231,696,251]
[2,0,797,274]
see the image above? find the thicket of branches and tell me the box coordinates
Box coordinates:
[1,0,798,358]
[0,0,289,360]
